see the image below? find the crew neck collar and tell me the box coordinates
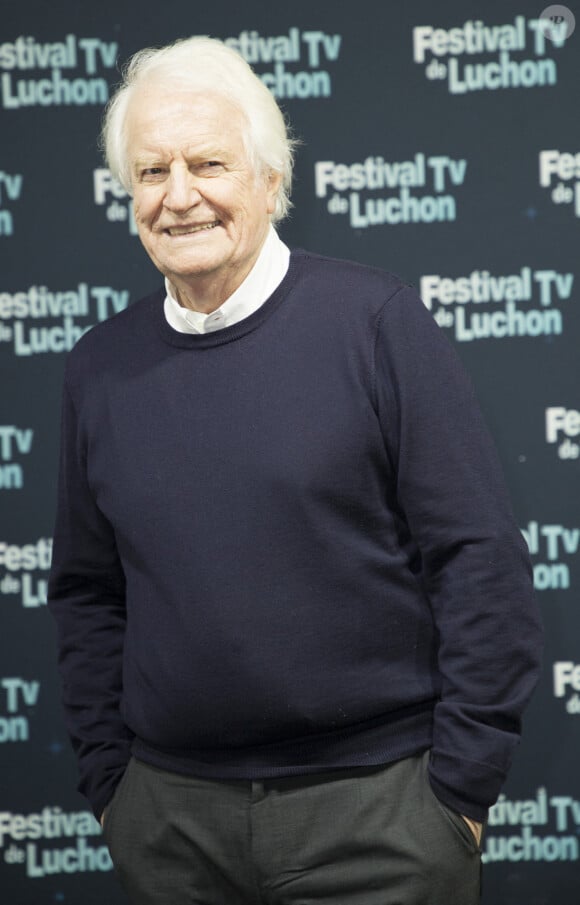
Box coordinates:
[155,249,304,349]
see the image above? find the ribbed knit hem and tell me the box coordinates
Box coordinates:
[131,703,434,782]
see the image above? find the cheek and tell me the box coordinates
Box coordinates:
[132,199,144,224]
[133,209,157,249]
[133,192,158,227]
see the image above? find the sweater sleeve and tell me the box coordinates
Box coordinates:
[373,286,543,822]
[48,373,134,820]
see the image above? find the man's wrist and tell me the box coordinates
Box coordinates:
[461,815,483,844]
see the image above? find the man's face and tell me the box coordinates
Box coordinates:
[126,85,281,307]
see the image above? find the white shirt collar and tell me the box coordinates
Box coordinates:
[164,225,290,334]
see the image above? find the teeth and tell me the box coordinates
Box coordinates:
[167,222,220,236]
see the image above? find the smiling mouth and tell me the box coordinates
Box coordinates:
[165,221,221,236]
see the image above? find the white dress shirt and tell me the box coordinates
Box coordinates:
[163,226,291,334]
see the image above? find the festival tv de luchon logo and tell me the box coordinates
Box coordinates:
[412,14,570,94]
[0,35,117,109]
[315,152,467,229]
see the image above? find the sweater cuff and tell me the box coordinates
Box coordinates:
[427,749,506,822]
[77,746,133,821]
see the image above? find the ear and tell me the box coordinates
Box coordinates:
[266,170,283,215]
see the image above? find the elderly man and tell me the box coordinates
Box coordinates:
[48,36,542,905]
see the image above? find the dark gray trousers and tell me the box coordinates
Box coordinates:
[103,750,482,905]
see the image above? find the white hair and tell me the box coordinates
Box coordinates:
[102,36,297,222]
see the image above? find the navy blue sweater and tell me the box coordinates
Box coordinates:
[48,249,542,823]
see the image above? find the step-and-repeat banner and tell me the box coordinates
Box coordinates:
[1,1,579,902]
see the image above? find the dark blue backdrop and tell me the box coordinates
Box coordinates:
[1,1,579,901]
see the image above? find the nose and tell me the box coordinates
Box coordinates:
[163,165,202,213]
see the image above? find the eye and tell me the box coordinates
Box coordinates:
[139,166,166,182]
[200,160,224,173]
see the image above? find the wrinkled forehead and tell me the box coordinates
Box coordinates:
[127,78,248,137]
[124,80,256,170]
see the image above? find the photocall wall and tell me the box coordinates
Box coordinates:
[1,0,579,901]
